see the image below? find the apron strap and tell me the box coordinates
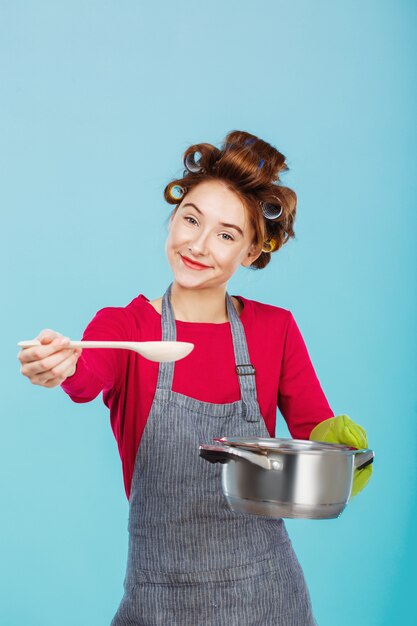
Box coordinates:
[225,292,261,422]
[157,283,261,422]
[156,283,176,391]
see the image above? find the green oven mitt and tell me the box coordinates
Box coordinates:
[309,414,373,497]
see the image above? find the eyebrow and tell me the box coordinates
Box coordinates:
[181,203,244,237]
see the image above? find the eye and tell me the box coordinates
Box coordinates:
[219,232,234,241]
[184,215,198,225]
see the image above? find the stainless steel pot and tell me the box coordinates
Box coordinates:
[199,437,374,520]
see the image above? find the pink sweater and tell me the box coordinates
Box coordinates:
[61,294,334,499]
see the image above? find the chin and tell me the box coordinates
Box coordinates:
[171,269,234,294]
[170,271,212,290]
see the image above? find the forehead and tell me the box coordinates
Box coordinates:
[181,181,248,225]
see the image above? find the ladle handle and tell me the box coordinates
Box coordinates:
[63,341,128,349]
[18,340,131,350]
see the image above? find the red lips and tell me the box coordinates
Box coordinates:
[180,254,211,270]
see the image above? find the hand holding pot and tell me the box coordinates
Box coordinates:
[309,414,373,497]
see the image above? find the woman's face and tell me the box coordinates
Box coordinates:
[165,180,261,290]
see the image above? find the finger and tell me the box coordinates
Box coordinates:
[29,352,79,385]
[19,336,71,365]
[351,465,373,497]
[41,376,68,388]
[20,347,76,378]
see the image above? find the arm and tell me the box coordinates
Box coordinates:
[277,312,373,496]
[277,312,334,439]
[61,307,131,403]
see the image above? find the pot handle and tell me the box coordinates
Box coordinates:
[199,444,271,470]
[353,449,374,470]
[199,445,233,464]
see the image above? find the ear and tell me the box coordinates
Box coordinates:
[241,243,262,268]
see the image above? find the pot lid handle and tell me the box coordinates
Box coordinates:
[199,444,271,470]
[199,445,232,464]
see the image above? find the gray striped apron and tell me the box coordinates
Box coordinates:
[111,284,317,625]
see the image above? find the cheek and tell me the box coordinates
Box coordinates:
[166,223,183,249]
[216,246,244,270]
[165,226,180,260]
[165,231,173,253]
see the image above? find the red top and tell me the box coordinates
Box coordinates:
[61,294,334,499]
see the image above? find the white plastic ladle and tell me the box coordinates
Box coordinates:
[17,340,194,363]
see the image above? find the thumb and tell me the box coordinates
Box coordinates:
[36,329,61,345]
[334,415,368,449]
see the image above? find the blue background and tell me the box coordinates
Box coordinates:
[1,1,416,624]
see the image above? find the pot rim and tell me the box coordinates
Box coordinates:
[213,437,366,456]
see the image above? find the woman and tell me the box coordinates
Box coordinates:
[18,130,371,625]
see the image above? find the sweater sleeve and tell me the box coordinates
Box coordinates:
[61,307,131,403]
[277,312,334,439]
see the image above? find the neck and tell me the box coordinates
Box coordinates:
[170,282,230,323]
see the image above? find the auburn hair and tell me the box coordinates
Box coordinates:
[163,130,297,269]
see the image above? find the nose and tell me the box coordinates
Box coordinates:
[188,228,210,256]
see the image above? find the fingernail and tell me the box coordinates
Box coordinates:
[60,337,69,345]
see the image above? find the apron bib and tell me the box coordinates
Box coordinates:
[111,284,317,625]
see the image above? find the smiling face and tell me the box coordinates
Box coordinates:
[165,180,262,291]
